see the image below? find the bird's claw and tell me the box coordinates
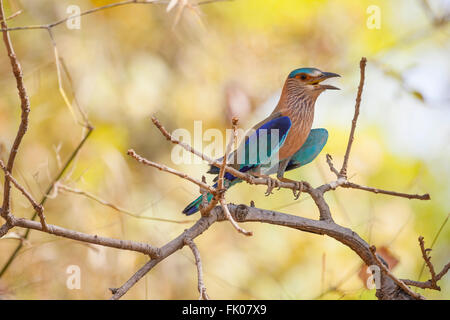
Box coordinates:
[264,177,281,196]
[292,181,303,200]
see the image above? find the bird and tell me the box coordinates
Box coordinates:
[182,67,340,215]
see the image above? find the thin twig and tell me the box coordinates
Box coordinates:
[127,149,216,194]
[199,176,216,216]
[12,216,161,258]
[59,58,92,128]
[217,118,238,191]
[342,181,430,200]
[0,9,22,22]
[0,160,48,231]
[402,260,449,290]
[56,183,194,224]
[323,154,430,200]
[0,0,31,220]
[417,213,449,283]
[184,237,209,300]
[216,117,252,235]
[47,29,87,128]
[418,236,437,287]
[0,0,226,32]
[325,154,340,177]
[340,57,367,177]
[407,236,450,291]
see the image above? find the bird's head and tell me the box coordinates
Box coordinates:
[288,67,340,92]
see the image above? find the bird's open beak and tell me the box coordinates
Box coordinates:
[309,72,341,90]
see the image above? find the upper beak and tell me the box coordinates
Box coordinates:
[310,71,341,90]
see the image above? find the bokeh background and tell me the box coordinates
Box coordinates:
[0,0,449,299]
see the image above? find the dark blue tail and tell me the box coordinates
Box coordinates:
[182,192,214,215]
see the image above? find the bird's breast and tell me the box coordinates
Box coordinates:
[278,108,314,160]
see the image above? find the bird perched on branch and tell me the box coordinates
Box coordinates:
[183,68,340,215]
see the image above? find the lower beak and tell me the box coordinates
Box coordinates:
[312,72,341,90]
[320,84,340,90]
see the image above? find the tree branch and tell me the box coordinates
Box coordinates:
[110,203,425,300]
[0,0,31,221]
[184,237,209,300]
[11,216,161,258]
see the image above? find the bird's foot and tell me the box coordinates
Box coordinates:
[250,173,281,196]
[292,181,303,200]
[278,177,304,200]
[264,176,282,196]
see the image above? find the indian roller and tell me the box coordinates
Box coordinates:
[182,68,340,215]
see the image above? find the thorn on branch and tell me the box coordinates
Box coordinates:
[109,287,118,294]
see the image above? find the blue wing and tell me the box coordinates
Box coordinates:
[237,116,291,171]
[208,116,292,177]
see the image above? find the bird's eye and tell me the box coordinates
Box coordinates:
[296,74,308,80]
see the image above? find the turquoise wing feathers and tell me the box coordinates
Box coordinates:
[286,128,328,171]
